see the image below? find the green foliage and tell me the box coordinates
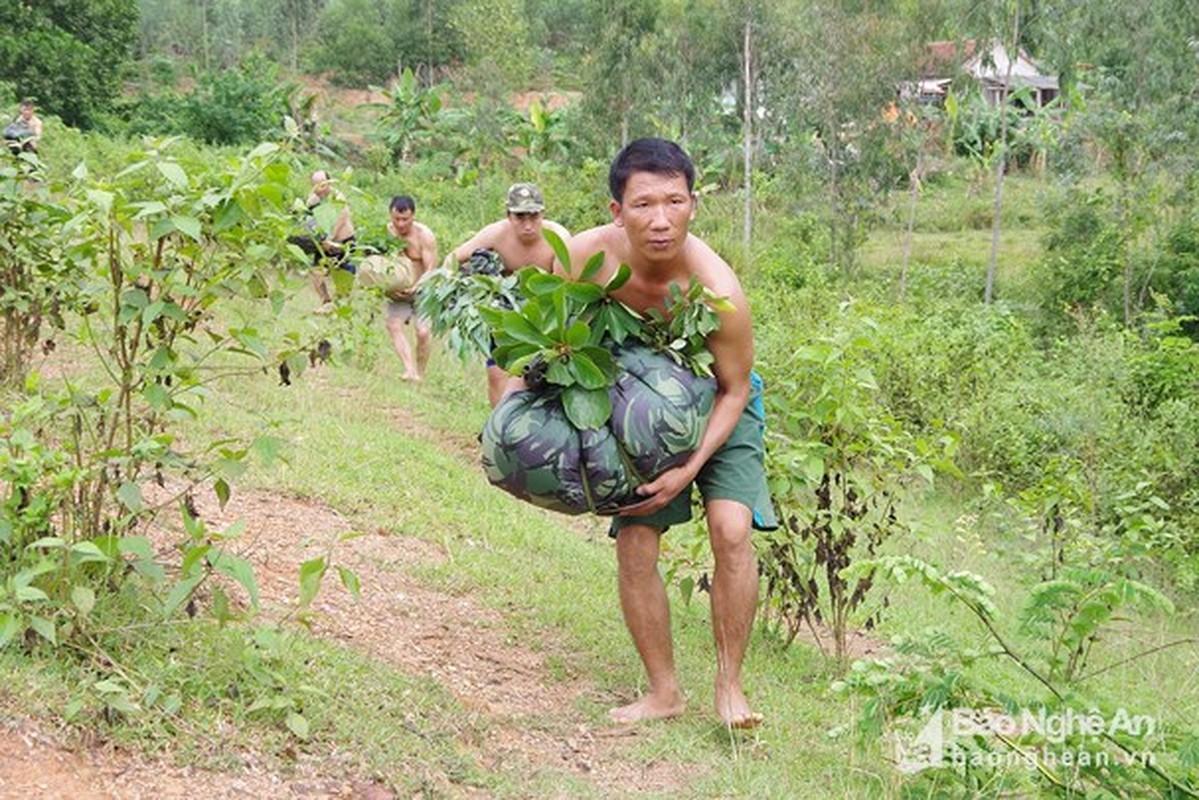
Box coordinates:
[113,57,298,146]
[448,0,535,91]
[945,87,1032,167]
[0,137,333,655]
[1035,187,1124,325]
[508,99,576,165]
[309,0,462,87]
[0,0,138,128]
[1020,567,1174,682]
[761,312,957,664]
[368,68,445,165]
[835,555,1198,798]
[414,255,523,362]
[0,157,79,386]
[180,58,296,146]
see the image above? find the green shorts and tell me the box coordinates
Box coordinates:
[609,372,778,536]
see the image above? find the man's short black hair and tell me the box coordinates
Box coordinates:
[608,138,695,202]
[389,195,416,214]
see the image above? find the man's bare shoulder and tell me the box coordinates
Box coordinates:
[566,224,625,277]
[414,220,437,244]
[467,219,506,244]
[687,235,742,296]
[570,223,623,254]
[543,219,572,240]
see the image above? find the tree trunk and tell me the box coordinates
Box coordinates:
[900,151,922,299]
[741,18,754,268]
[985,11,1021,305]
[1121,182,1132,324]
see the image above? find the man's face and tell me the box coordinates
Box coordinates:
[19,105,32,121]
[312,175,331,199]
[507,210,543,242]
[611,171,695,262]
[390,208,415,237]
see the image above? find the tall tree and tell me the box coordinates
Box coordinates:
[578,0,662,150]
[985,4,1022,305]
[769,1,909,275]
[310,0,462,87]
[0,0,138,129]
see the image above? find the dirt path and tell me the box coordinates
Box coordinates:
[0,405,695,798]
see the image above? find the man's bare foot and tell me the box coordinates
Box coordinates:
[400,372,422,382]
[608,692,685,725]
[715,685,762,729]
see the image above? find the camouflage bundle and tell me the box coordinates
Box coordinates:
[481,342,716,515]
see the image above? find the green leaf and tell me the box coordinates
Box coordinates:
[162,574,204,618]
[209,552,260,609]
[156,161,188,188]
[28,615,56,645]
[562,282,605,305]
[26,537,66,550]
[212,585,232,623]
[105,693,139,715]
[214,478,231,510]
[605,263,633,292]
[181,543,212,577]
[579,251,606,282]
[1178,734,1199,767]
[15,586,48,603]
[567,352,609,390]
[285,711,310,739]
[71,586,96,617]
[522,270,563,297]
[116,482,144,513]
[543,228,570,273]
[546,359,573,386]
[87,189,114,213]
[250,436,284,467]
[562,385,612,430]
[500,313,553,347]
[298,557,327,608]
[679,576,695,606]
[247,142,279,160]
[69,542,111,564]
[579,346,615,377]
[564,320,590,349]
[0,614,19,648]
[337,566,361,599]
[118,536,155,561]
[143,382,171,411]
[64,698,84,721]
[171,215,203,242]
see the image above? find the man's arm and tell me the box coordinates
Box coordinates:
[618,278,753,516]
[329,206,354,244]
[450,221,500,263]
[416,229,438,280]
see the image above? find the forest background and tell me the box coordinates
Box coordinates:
[1,0,1198,797]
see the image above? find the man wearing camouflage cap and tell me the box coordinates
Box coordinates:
[448,182,571,405]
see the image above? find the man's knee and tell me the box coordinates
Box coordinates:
[706,501,753,557]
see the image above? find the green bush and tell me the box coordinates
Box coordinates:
[181,58,296,146]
